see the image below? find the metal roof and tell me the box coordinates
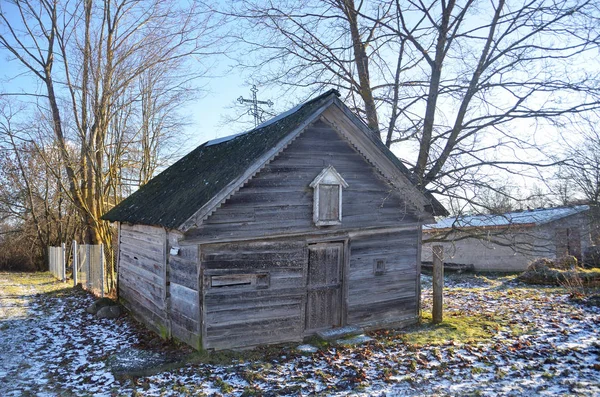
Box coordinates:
[425,205,590,230]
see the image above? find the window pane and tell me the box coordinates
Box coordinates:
[319,184,339,221]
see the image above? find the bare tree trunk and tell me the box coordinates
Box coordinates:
[337,0,379,134]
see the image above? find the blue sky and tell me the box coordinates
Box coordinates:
[0,50,301,154]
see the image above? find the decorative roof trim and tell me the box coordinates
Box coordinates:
[309,165,349,188]
[178,96,336,232]
[320,102,433,222]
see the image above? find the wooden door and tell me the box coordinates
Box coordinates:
[305,243,343,332]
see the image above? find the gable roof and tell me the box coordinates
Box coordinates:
[425,205,590,231]
[103,89,446,230]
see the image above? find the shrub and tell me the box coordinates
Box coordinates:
[527,258,553,272]
[583,246,600,268]
[519,266,600,289]
[552,255,578,270]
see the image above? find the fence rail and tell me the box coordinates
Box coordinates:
[48,241,107,297]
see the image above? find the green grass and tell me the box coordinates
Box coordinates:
[0,272,71,318]
[214,377,233,394]
[400,311,507,346]
[303,335,330,350]
[0,272,69,295]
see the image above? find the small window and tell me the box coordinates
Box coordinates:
[309,166,348,226]
[211,274,253,288]
[210,273,270,289]
[318,184,340,222]
[374,259,386,276]
[256,274,270,289]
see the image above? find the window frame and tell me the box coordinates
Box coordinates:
[309,166,348,227]
[373,258,386,276]
[210,273,270,289]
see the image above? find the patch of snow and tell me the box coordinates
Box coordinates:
[1,272,599,396]
[296,344,319,353]
[336,334,373,346]
[204,131,247,147]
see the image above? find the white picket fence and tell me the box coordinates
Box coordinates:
[48,241,106,297]
[48,244,66,281]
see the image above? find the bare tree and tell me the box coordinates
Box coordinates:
[0,0,219,284]
[560,129,600,206]
[0,101,82,270]
[219,0,600,212]
[556,112,600,242]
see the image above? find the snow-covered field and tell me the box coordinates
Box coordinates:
[0,272,598,396]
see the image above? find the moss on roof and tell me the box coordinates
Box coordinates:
[102,90,338,229]
[103,89,447,228]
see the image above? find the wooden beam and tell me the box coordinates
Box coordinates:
[432,245,444,324]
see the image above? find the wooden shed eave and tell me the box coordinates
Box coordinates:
[320,101,432,220]
[177,96,336,232]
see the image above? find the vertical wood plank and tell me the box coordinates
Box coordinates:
[163,228,171,338]
[306,243,343,331]
[342,238,350,327]
[73,240,78,286]
[432,245,443,324]
[199,244,207,350]
[86,244,91,290]
[416,228,422,318]
[100,244,105,298]
[116,223,121,298]
[61,243,66,282]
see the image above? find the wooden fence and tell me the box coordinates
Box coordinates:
[48,244,66,282]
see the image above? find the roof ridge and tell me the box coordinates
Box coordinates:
[204,89,340,147]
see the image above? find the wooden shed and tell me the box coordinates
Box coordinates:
[103,90,446,350]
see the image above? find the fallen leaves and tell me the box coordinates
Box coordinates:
[1,272,599,396]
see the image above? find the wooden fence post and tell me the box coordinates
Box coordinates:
[432,245,444,324]
[48,246,52,276]
[100,244,105,298]
[61,243,67,282]
[72,240,78,287]
[86,244,91,290]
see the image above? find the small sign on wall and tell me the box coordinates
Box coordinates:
[170,247,180,256]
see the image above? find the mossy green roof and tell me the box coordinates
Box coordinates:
[103,89,446,229]
[102,90,338,228]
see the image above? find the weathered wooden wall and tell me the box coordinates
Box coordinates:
[347,230,419,327]
[118,118,427,350]
[201,239,307,350]
[118,223,169,335]
[167,232,201,349]
[198,231,420,350]
[187,120,420,243]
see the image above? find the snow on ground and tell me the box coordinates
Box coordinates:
[1,272,599,396]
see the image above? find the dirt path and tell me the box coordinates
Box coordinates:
[0,273,63,394]
[0,273,138,396]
